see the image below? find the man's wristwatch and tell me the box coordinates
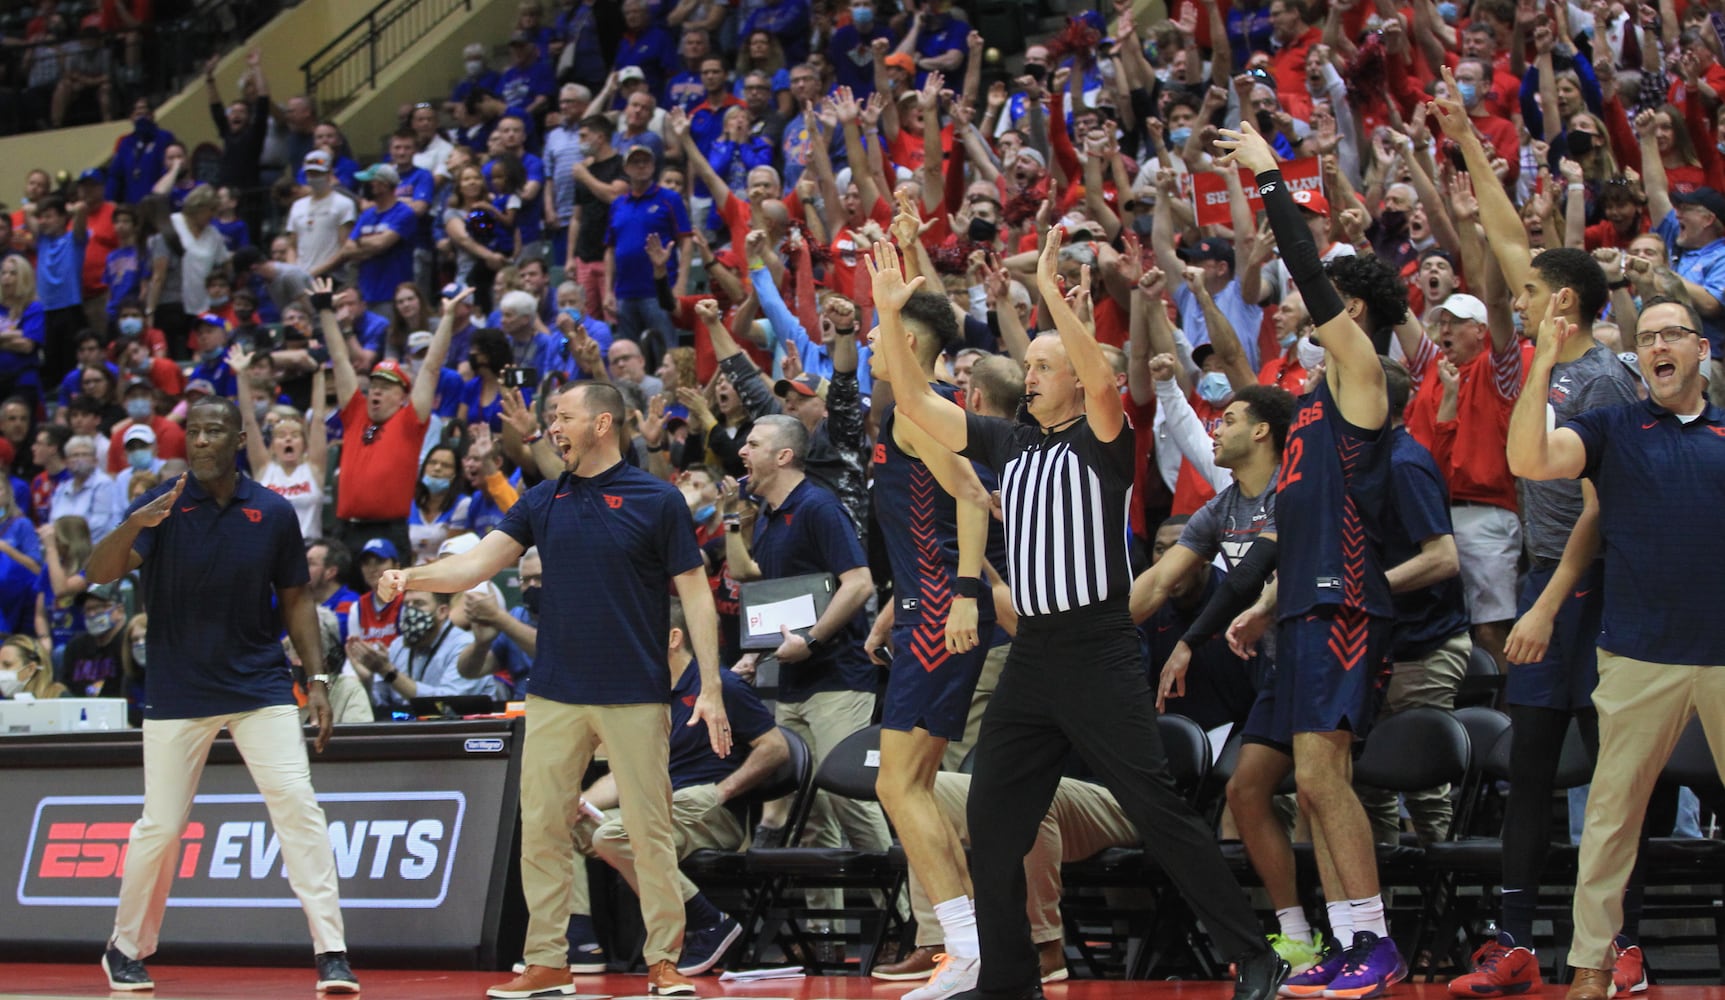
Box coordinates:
[381,669,399,685]
[309,674,333,687]
[1608,278,1630,290]
[802,632,827,657]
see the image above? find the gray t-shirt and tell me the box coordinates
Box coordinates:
[1178,466,1280,570]
[1518,344,1641,562]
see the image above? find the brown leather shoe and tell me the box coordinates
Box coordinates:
[873,944,943,981]
[486,964,575,998]
[648,959,697,996]
[1568,967,1617,1000]
[1039,938,1068,983]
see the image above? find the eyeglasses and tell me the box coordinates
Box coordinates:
[1634,325,1699,348]
[414,102,434,110]
[363,423,381,444]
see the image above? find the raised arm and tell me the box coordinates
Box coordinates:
[1038,231,1124,441]
[1430,70,1533,298]
[866,240,969,453]
[311,278,358,406]
[413,287,474,421]
[228,345,271,474]
[1505,300,1591,480]
[669,106,730,212]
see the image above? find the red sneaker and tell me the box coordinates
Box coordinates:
[1447,938,1543,997]
[1612,945,1647,994]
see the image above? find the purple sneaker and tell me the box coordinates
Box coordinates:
[1323,931,1407,999]
[1280,947,1348,998]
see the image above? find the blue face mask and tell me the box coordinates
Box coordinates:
[1169,126,1192,147]
[1456,81,1478,107]
[851,5,874,29]
[1436,1,1459,23]
[694,503,716,523]
[126,449,154,472]
[1197,371,1234,406]
[422,475,452,494]
[125,398,153,421]
[119,316,143,336]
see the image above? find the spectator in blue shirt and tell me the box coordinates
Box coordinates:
[103,204,145,320]
[331,165,418,318]
[742,0,813,64]
[188,314,238,398]
[829,0,895,99]
[617,0,679,95]
[107,98,177,206]
[28,195,88,387]
[664,27,713,113]
[455,546,541,698]
[605,146,691,360]
[902,0,969,85]
[448,42,501,115]
[1650,184,1725,367]
[56,331,114,411]
[500,32,556,121]
[0,255,47,408]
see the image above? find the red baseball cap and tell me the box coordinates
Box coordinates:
[369,359,413,391]
[1292,188,1331,215]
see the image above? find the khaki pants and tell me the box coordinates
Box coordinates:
[1357,631,1472,845]
[519,696,683,967]
[112,705,345,959]
[909,773,1138,947]
[943,641,1010,771]
[776,689,892,915]
[591,784,746,904]
[1569,651,1725,969]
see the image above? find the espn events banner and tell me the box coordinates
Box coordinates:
[1185,157,1324,228]
[0,724,521,965]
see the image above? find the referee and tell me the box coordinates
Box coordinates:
[868,237,1286,1000]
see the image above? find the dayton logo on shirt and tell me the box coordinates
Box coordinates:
[603,494,623,509]
[242,508,262,523]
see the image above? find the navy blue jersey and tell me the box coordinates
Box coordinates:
[1383,427,1470,658]
[1274,375,1394,621]
[668,663,777,792]
[873,385,997,626]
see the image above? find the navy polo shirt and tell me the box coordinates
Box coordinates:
[127,475,309,720]
[605,185,690,300]
[1568,398,1725,665]
[496,461,702,705]
[1384,427,1470,660]
[668,663,776,791]
[353,201,417,304]
[749,477,873,700]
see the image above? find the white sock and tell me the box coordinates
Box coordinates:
[933,896,979,960]
[1276,907,1314,945]
[1348,895,1388,939]
[1325,901,1354,947]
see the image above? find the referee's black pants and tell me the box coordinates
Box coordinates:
[966,597,1264,992]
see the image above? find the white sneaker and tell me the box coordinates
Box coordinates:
[901,953,980,1000]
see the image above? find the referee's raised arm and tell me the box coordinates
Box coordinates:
[1037,228,1124,442]
[866,240,970,453]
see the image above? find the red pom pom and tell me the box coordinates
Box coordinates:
[1045,19,1102,70]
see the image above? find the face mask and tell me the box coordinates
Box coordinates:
[119,316,143,336]
[1278,330,1299,349]
[68,457,96,478]
[1197,371,1233,406]
[1169,126,1192,147]
[466,59,485,77]
[207,295,230,308]
[86,608,119,635]
[521,586,541,617]
[398,604,436,646]
[1566,131,1594,157]
[851,5,874,29]
[127,449,154,471]
[0,669,19,697]
[1379,208,1408,233]
[308,174,332,192]
[199,347,224,364]
[131,642,147,667]
[1255,109,1276,134]
[1456,81,1478,107]
[694,503,716,523]
[134,118,156,138]
[126,399,153,420]
[968,216,999,243]
[1297,334,1325,371]
[1436,1,1459,23]
[422,474,452,494]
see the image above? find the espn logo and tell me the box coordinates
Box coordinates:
[18,792,466,909]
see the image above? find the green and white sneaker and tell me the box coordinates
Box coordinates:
[1270,933,1326,976]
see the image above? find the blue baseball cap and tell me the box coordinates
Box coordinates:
[78,167,106,184]
[360,538,399,561]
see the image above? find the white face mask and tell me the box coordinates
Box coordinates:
[1297,334,1325,372]
[0,669,20,697]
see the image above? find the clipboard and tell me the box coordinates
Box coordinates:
[738,573,837,650]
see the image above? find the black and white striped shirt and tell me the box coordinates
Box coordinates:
[961,412,1136,617]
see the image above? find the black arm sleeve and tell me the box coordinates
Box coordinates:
[1179,535,1278,650]
[1256,169,1346,326]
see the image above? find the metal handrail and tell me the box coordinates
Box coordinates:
[300,0,472,113]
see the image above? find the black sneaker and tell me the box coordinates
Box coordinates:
[1235,946,1292,1000]
[752,823,785,848]
[947,987,1045,1000]
[677,914,742,975]
[103,943,153,992]
[316,951,360,993]
[568,940,608,975]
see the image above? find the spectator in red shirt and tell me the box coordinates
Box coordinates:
[1263,0,1321,120]
[106,377,185,474]
[75,169,116,329]
[1453,58,1522,182]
